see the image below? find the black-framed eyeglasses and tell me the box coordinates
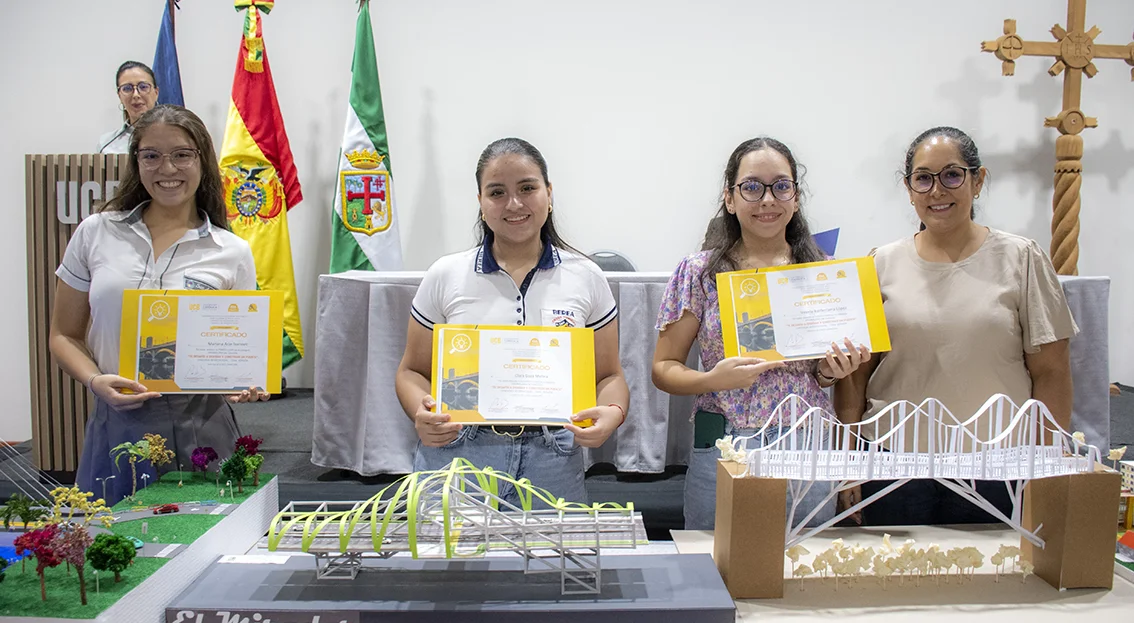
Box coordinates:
[906,166,978,193]
[118,82,153,96]
[730,178,797,202]
[137,148,200,171]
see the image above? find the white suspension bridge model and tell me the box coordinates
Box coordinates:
[266,459,647,594]
[718,394,1102,551]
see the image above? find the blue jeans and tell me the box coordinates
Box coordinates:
[684,424,836,530]
[413,425,587,509]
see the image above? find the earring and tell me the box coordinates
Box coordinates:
[974,193,980,199]
[548,204,553,214]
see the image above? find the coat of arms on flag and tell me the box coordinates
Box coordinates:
[339,149,392,236]
[223,162,285,224]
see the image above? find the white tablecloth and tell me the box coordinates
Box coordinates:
[310,271,1110,476]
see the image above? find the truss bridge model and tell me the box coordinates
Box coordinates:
[713,394,1121,598]
[267,458,647,594]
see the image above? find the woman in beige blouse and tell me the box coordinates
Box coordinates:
[835,126,1077,526]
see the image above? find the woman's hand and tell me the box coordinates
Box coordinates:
[89,374,161,411]
[228,387,270,403]
[837,485,863,525]
[818,338,871,380]
[706,357,786,392]
[414,395,462,447]
[565,404,622,448]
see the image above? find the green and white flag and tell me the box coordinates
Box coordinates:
[330,0,402,272]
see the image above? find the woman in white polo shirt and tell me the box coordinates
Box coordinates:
[395,137,629,505]
[52,104,265,505]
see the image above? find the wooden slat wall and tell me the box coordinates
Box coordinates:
[25,154,128,472]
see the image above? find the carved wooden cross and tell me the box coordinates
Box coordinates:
[981,0,1134,275]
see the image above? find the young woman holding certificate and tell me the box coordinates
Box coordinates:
[396,138,629,506]
[51,105,266,506]
[834,126,1077,526]
[652,137,870,530]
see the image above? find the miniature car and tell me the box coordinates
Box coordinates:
[127,536,144,549]
[152,503,180,515]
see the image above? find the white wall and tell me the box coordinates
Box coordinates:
[1,0,1131,441]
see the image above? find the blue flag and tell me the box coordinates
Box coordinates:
[153,0,184,106]
[812,228,839,257]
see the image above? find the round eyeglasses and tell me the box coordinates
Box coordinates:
[137,148,200,171]
[731,178,797,202]
[906,166,978,193]
[118,82,153,96]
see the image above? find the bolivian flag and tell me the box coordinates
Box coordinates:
[220,0,304,368]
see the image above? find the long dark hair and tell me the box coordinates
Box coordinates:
[116,61,157,123]
[102,105,230,231]
[473,138,582,256]
[902,126,982,231]
[702,137,826,280]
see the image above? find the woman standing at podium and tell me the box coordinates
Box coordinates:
[52,105,265,505]
[395,137,629,507]
[97,61,160,154]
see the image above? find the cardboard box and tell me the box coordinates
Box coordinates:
[713,460,787,599]
[1021,464,1121,590]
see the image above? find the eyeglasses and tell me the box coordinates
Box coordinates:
[118,82,154,96]
[730,178,797,202]
[137,148,199,171]
[906,166,978,193]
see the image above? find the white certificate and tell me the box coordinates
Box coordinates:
[477,329,574,421]
[764,262,872,358]
[174,295,271,391]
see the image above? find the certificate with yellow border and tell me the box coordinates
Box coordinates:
[118,290,284,394]
[431,324,596,425]
[718,257,891,360]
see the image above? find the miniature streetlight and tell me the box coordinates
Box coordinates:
[140,473,151,490]
[95,475,116,502]
[177,462,184,487]
[226,481,234,501]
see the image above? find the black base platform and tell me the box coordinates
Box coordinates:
[166,553,735,623]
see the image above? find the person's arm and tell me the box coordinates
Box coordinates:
[395,319,462,447]
[833,355,880,425]
[49,281,158,410]
[1025,338,1072,431]
[567,319,630,448]
[652,311,782,396]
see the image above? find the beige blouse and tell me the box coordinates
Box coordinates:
[862,228,1078,452]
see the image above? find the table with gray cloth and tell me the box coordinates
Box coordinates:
[310,271,1110,476]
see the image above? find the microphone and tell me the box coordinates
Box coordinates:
[98,125,130,154]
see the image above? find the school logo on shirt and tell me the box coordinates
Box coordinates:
[542,308,578,327]
[183,276,219,291]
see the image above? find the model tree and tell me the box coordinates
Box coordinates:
[191,446,219,474]
[46,486,114,530]
[1,492,48,531]
[86,533,136,583]
[143,433,175,469]
[221,446,249,493]
[52,525,94,605]
[111,439,150,499]
[14,524,61,601]
[235,435,266,487]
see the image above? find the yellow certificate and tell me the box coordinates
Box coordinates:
[431,324,597,425]
[718,257,891,360]
[118,290,285,393]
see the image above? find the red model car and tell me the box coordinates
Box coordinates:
[152,503,180,515]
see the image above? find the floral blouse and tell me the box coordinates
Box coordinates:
[656,251,832,429]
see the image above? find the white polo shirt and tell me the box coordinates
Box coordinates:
[97,123,133,154]
[411,241,617,331]
[56,202,257,374]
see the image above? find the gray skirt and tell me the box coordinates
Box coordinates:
[76,395,241,506]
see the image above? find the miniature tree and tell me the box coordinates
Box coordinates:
[86,533,136,583]
[52,524,93,605]
[244,453,265,487]
[143,433,175,469]
[2,493,48,531]
[45,486,114,530]
[15,524,61,601]
[191,446,219,476]
[111,439,150,499]
[221,447,249,493]
[234,435,263,457]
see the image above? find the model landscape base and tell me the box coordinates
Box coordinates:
[164,552,735,623]
[1,477,278,623]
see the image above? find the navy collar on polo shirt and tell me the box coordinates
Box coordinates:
[474,236,562,274]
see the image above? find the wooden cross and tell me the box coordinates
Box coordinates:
[981,0,1134,275]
